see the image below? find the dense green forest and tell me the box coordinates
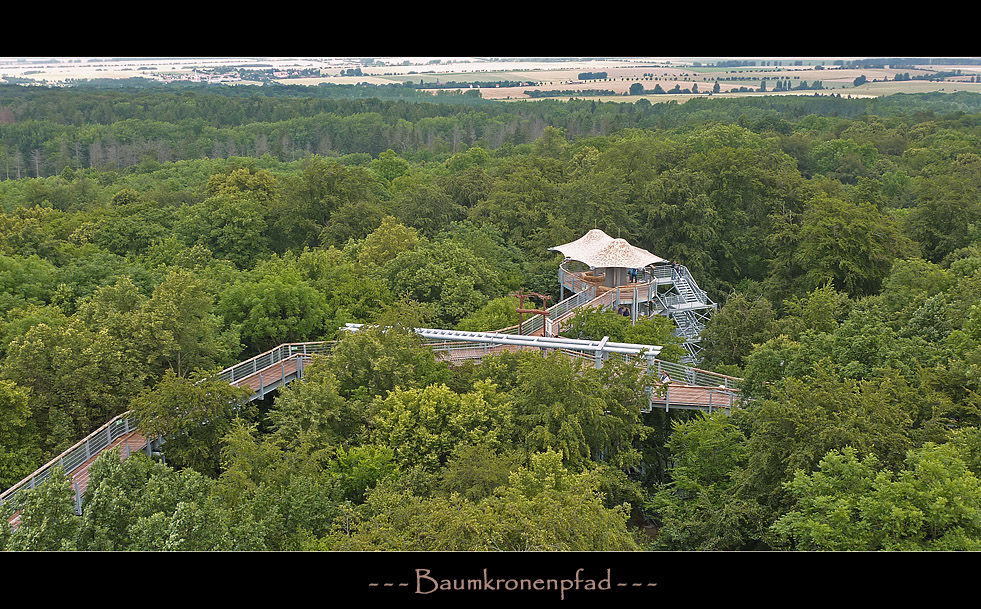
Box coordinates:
[1,83,981,551]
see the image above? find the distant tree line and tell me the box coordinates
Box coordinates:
[525,89,616,98]
[772,80,824,91]
[415,81,534,90]
[848,58,981,68]
[712,60,758,67]
[4,83,981,182]
[629,83,703,95]
[910,69,967,81]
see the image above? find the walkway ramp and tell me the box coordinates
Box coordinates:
[2,415,148,525]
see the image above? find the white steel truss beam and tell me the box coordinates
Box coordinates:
[342,324,662,358]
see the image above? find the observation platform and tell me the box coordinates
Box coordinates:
[557,259,716,362]
[548,229,716,363]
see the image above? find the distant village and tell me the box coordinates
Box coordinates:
[153,67,323,84]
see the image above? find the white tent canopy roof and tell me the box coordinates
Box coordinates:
[550,229,666,268]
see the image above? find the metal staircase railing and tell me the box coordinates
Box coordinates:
[673,265,713,307]
[217,341,332,385]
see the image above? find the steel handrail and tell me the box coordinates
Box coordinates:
[0,412,142,508]
[1,341,335,508]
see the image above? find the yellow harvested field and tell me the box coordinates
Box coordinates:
[2,57,977,102]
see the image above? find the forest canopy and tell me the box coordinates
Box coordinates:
[2,84,981,552]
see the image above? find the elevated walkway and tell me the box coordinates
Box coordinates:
[217,342,331,402]
[2,298,738,524]
[1,414,148,524]
[1,342,329,523]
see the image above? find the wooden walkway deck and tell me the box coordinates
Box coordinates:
[232,355,309,399]
[650,383,738,412]
[5,428,148,528]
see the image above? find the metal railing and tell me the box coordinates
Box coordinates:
[549,287,598,321]
[546,289,619,338]
[660,293,695,309]
[546,289,609,337]
[558,259,714,314]
[0,412,144,511]
[217,341,332,384]
[559,263,601,294]
[560,260,676,289]
[675,265,713,307]
[1,341,337,512]
[558,343,739,390]
[659,384,738,413]
[555,345,741,411]
[650,358,741,390]
[647,265,674,282]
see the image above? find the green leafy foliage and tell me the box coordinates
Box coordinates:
[0,380,41,489]
[773,443,981,550]
[318,450,639,551]
[370,381,515,472]
[130,369,252,476]
[647,413,767,550]
[740,366,918,512]
[793,192,915,296]
[4,466,78,551]
[2,317,144,455]
[217,264,330,354]
[383,238,503,327]
[325,316,449,403]
[138,268,230,378]
[4,84,981,553]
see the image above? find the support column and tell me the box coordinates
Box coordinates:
[595,336,609,369]
[632,287,638,324]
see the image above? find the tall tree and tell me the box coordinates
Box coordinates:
[130,369,252,476]
[773,443,981,550]
[138,269,229,378]
[4,466,78,551]
[793,192,915,297]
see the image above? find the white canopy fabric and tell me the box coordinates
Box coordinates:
[550,229,665,268]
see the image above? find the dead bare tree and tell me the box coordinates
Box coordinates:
[30,149,42,178]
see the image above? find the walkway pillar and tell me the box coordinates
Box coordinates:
[596,336,609,369]
[632,286,638,324]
